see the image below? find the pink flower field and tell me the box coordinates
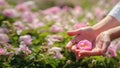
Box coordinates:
[0,0,120,68]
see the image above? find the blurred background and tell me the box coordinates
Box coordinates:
[7,0,119,9]
[0,0,120,68]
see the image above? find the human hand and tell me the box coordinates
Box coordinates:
[66,26,97,51]
[72,31,111,60]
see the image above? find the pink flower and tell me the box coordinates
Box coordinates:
[94,8,106,19]
[19,44,31,55]
[51,35,63,42]
[74,6,83,13]
[86,12,94,20]
[16,1,35,12]
[106,41,117,58]
[49,47,63,59]
[13,21,25,35]
[73,6,83,16]
[0,48,6,55]
[0,0,8,6]
[0,28,8,33]
[62,6,70,12]
[50,25,63,33]
[76,40,92,50]
[55,52,63,59]
[116,41,120,50]
[23,1,36,10]
[16,3,29,12]
[22,11,36,23]
[0,34,9,43]
[46,35,62,47]
[42,6,61,15]
[27,22,45,29]
[73,22,88,29]
[19,35,32,45]
[13,21,25,30]
[108,47,117,58]
[2,9,18,18]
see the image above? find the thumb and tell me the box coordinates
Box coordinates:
[80,50,93,56]
[67,29,80,36]
[80,49,103,56]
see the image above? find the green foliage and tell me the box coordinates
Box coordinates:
[0,0,120,68]
[0,13,15,26]
[0,14,119,68]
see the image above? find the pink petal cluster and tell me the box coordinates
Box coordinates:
[77,40,92,50]
[0,48,6,55]
[19,44,31,55]
[13,21,25,35]
[74,6,83,13]
[27,22,44,29]
[0,28,8,34]
[49,47,63,59]
[23,1,36,10]
[108,47,117,58]
[116,41,120,50]
[51,35,63,42]
[46,35,63,47]
[42,6,61,15]
[2,9,18,18]
[73,6,83,16]
[62,6,70,12]
[16,3,29,12]
[94,8,106,19]
[73,22,88,29]
[16,1,35,12]
[50,25,63,33]
[86,12,94,20]
[22,11,36,23]
[13,21,25,30]
[0,0,7,6]
[107,40,120,58]
[19,35,32,45]
[0,34,9,43]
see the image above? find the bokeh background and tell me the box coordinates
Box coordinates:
[0,0,120,68]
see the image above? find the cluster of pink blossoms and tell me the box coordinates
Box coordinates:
[0,0,119,59]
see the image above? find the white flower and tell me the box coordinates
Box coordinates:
[49,47,63,59]
[19,35,32,45]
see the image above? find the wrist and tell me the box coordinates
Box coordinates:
[91,15,120,38]
[106,26,120,41]
[91,26,100,38]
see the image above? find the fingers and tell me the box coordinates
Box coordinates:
[71,45,77,53]
[71,46,102,60]
[102,41,110,53]
[80,48,102,56]
[67,29,80,36]
[71,45,82,60]
[80,50,93,56]
[76,54,82,60]
[66,39,76,51]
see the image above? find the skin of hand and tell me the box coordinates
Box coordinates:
[66,26,97,51]
[66,15,120,60]
[74,26,120,60]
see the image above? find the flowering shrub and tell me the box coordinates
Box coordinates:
[0,0,120,68]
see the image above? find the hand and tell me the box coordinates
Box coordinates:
[66,26,97,51]
[72,31,111,60]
